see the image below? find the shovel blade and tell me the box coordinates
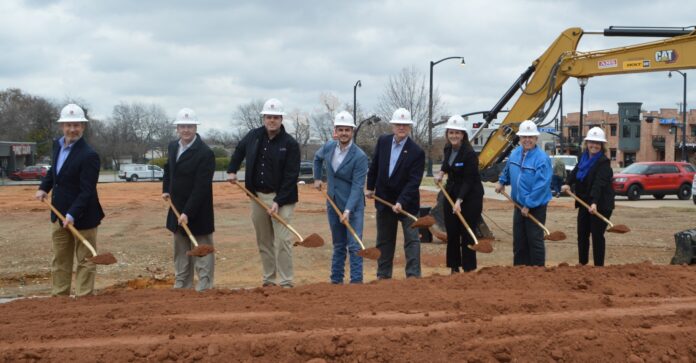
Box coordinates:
[544,231,567,241]
[187,244,215,257]
[468,238,494,253]
[410,215,436,229]
[607,224,630,234]
[433,230,448,243]
[89,253,117,265]
[357,247,381,260]
[294,233,324,248]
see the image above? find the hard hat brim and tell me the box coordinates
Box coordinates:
[57,117,88,123]
[260,111,286,116]
[389,120,414,125]
[516,131,540,136]
[173,121,201,125]
[584,137,607,142]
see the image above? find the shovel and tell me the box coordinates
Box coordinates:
[564,190,630,233]
[435,181,494,253]
[500,190,567,241]
[320,189,380,260]
[372,195,447,242]
[234,181,324,248]
[42,200,117,265]
[166,199,215,257]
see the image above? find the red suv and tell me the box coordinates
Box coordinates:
[9,165,49,181]
[612,162,696,200]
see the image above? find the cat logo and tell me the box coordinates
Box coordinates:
[655,49,678,63]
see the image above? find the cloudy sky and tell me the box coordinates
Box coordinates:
[2,0,696,133]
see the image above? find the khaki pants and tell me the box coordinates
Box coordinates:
[51,223,98,297]
[173,232,214,291]
[251,192,295,287]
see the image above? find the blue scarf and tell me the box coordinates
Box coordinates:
[576,150,602,182]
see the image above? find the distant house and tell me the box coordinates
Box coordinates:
[0,141,37,173]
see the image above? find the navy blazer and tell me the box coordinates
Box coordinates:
[367,134,425,215]
[313,141,368,213]
[39,137,104,230]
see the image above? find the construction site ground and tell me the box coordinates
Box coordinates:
[1,182,696,362]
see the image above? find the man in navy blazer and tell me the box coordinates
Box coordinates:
[36,104,105,297]
[366,108,425,279]
[314,111,369,284]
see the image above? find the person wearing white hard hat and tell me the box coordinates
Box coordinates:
[366,107,425,279]
[313,111,369,284]
[495,120,552,266]
[227,98,301,288]
[434,115,484,273]
[35,103,105,296]
[162,108,216,291]
[561,127,614,266]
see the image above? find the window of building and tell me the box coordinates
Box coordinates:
[635,125,640,137]
[691,125,696,137]
[569,126,578,137]
[610,124,617,136]
[609,148,616,161]
[622,125,631,138]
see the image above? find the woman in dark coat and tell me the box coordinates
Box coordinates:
[435,115,484,273]
[561,127,615,266]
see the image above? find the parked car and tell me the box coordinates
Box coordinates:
[550,155,578,173]
[9,165,49,181]
[612,161,696,201]
[118,164,164,182]
[692,174,696,205]
[300,161,313,175]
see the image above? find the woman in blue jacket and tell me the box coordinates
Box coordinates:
[495,120,552,266]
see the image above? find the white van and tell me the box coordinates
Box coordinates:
[550,155,578,174]
[118,164,164,182]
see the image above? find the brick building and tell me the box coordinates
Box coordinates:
[562,103,696,168]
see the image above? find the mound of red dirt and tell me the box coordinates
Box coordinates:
[2,262,696,362]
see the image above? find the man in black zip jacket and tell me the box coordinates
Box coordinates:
[227,98,300,288]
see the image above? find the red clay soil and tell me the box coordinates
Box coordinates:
[2,262,696,362]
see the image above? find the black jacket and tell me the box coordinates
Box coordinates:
[566,153,615,211]
[163,134,216,235]
[39,137,105,230]
[367,134,425,215]
[441,144,484,203]
[227,125,300,207]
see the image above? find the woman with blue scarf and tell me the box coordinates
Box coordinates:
[561,127,615,266]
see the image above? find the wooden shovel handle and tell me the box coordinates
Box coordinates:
[320,189,366,250]
[372,195,419,221]
[166,198,199,247]
[564,190,614,227]
[234,181,304,242]
[435,182,480,244]
[42,199,98,257]
[499,190,551,236]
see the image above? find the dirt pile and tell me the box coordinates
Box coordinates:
[2,262,696,362]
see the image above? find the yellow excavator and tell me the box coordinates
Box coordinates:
[474,26,696,180]
[427,26,696,242]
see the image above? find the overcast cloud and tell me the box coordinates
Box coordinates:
[2,0,695,132]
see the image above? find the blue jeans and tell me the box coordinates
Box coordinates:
[327,205,364,283]
[376,208,421,279]
[512,205,547,266]
[551,175,563,195]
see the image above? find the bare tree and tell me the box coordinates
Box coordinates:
[108,102,173,163]
[205,128,240,148]
[232,99,265,132]
[0,88,59,157]
[310,92,341,143]
[287,108,311,159]
[376,66,445,147]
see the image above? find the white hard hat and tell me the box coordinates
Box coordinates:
[584,127,607,142]
[173,108,200,125]
[445,115,469,133]
[260,98,286,116]
[57,104,88,123]
[516,120,540,136]
[333,111,356,127]
[389,108,414,125]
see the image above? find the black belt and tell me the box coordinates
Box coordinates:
[255,187,274,194]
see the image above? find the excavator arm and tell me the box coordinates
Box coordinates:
[478,26,696,178]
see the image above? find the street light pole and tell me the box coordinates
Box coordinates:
[577,77,588,154]
[669,71,688,162]
[353,80,361,123]
[427,56,465,177]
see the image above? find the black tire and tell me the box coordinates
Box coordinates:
[131,174,138,182]
[693,195,696,205]
[677,184,692,200]
[653,194,665,200]
[627,184,641,201]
